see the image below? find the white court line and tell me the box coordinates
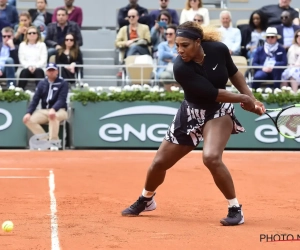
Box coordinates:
[49,170,60,250]
[0,176,47,178]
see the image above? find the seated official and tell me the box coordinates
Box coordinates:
[22,63,69,151]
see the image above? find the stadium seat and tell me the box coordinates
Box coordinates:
[49,55,56,63]
[236,19,249,27]
[208,19,221,28]
[227,56,248,86]
[124,55,154,85]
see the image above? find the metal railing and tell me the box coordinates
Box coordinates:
[0,64,299,84]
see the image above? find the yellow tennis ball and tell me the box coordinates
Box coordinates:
[2,221,13,232]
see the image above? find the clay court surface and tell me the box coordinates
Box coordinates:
[0,150,300,250]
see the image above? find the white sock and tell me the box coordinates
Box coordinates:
[142,188,155,198]
[227,198,240,207]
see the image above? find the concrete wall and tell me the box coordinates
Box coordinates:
[16,0,287,28]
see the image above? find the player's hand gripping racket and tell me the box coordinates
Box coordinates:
[263,104,300,139]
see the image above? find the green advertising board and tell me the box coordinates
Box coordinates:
[0,101,28,148]
[70,101,300,149]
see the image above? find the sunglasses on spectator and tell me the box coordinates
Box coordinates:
[65,38,74,41]
[128,15,136,18]
[194,19,203,22]
[161,0,168,2]
[2,35,11,38]
[28,32,37,35]
[266,36,275,39]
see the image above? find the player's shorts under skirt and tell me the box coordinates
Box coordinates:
[164,100,245,147]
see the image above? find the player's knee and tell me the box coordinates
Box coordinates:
[150,157,167,172]
[202,152,222,169]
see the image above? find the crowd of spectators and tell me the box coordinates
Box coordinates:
[115,0,300,92]
[0,0,83,89]
[0,0,300,93]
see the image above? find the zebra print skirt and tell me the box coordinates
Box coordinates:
[164,100,245,147]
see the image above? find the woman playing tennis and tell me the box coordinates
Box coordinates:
[121,21,266,226]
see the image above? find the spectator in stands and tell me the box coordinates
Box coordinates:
[28,0,53,38]
[241,10,268,60]
[14,12,35,45]
[52,0,83,27]
[55,33,83,85]
[252,27,287,90]
[18,26,47,90]
[276,11,300,51]
[45,8,83,60]
[118,0,150,29]
[0,27,18,87]
[156,24,179,92]
[115,8,151,63]
[193,14,204,25]
[0,0,18,29]
[151,11,172,54]
[23,63,69,151]
[149,0,179,28]
[218,10,241,55]
[180,0,209,26]
[281,29,300,92]
[259,0,299,27]
[0,18,10,43]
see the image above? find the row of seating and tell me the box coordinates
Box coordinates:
[121,54,279,89]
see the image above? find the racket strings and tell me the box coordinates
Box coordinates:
[277,107,300,137]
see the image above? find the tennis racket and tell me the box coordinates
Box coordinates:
[263,104,300,139]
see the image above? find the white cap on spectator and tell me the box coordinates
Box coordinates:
[46,63,58,71]
[264,27,281,39]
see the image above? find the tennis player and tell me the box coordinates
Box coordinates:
[121,21,266,226]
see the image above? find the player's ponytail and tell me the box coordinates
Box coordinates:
[201,26,222,42]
